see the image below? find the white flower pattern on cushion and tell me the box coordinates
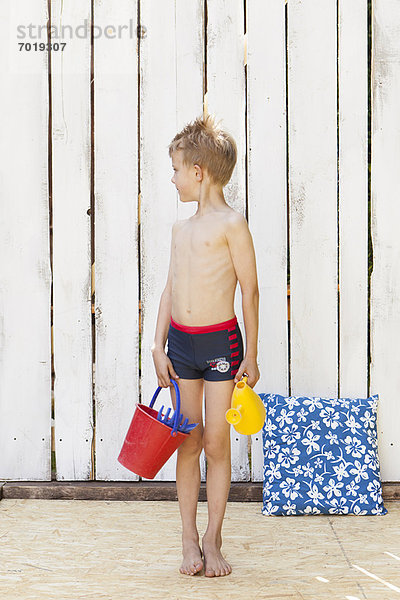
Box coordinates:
[320,407,341,429]
[260,393,387,516]
[302,430,320,454]
[280,477,301,500]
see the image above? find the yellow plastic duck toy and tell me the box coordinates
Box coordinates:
[225,375,266,435]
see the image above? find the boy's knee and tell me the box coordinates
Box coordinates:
[203,436,230,462]
[178,433,203,457]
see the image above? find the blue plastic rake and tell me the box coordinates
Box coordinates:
[156,405,198,434]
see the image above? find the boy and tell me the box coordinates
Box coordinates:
[151,115,260,577]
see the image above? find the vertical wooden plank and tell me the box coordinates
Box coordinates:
[207,0,249,482]
[93,2,139,480]
[140,0,204,480]
[288,0,338,397]
[338,0,368,398]
[175,0,207,483]
[52,0,93,479]
[371,0,400,481]
[246,0,288,481]
[0,0,51,479]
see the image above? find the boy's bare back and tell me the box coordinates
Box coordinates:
[169,207,239,327]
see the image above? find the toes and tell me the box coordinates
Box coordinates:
[181,561,203,576]
[204,563,215,577]
[214,563,231,577]
[191,561,202,575]
[202,544,231,577]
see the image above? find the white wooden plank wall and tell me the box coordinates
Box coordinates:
[207,0,249,481]
[288,0,338,397]
[371,0,400,481]
[246,0,288,482]
[338,0,368,401]
[173,0,208,483]
[93,1,140,481]
[51,0,94,480]
[139,0,205,481]
[1,1,400,483]
[0,0,51,479]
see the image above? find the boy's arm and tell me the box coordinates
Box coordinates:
[151,222,181,387]
[225,213,260,385]
[151,289,172,353]
[151,223,176,353]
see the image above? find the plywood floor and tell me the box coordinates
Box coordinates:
[0,499,400,600]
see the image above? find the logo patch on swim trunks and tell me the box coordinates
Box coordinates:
[216,360,230,373]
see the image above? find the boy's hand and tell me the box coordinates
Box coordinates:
[151,347,180,388]
[234,358,260,388]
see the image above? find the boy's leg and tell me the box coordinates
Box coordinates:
[202,379,235,577]
[170,378,204,575]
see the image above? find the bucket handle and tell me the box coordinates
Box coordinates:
[149,379,181,437]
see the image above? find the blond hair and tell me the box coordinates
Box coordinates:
[168,114,237,187]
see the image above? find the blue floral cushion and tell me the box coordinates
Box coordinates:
[260,393,387,516]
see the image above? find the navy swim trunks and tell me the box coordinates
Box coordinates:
[166,315,244,381]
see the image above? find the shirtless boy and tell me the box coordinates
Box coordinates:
[151,115,260,577]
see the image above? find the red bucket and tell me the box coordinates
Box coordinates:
[117,379,190,479]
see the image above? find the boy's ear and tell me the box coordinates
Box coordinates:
[194,164,203,180]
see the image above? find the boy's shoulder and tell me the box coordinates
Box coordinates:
[172,209,246,233]
[220,208,247,235]
[174,217,188,226]
[223,208,246,226]
[171,218,188,234]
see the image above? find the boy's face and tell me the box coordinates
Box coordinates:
[170,150,199,203]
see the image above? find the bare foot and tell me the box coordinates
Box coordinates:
[180,539,203,575]
[202,535,232,577]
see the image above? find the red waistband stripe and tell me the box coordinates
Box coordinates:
[170,315,237,334]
